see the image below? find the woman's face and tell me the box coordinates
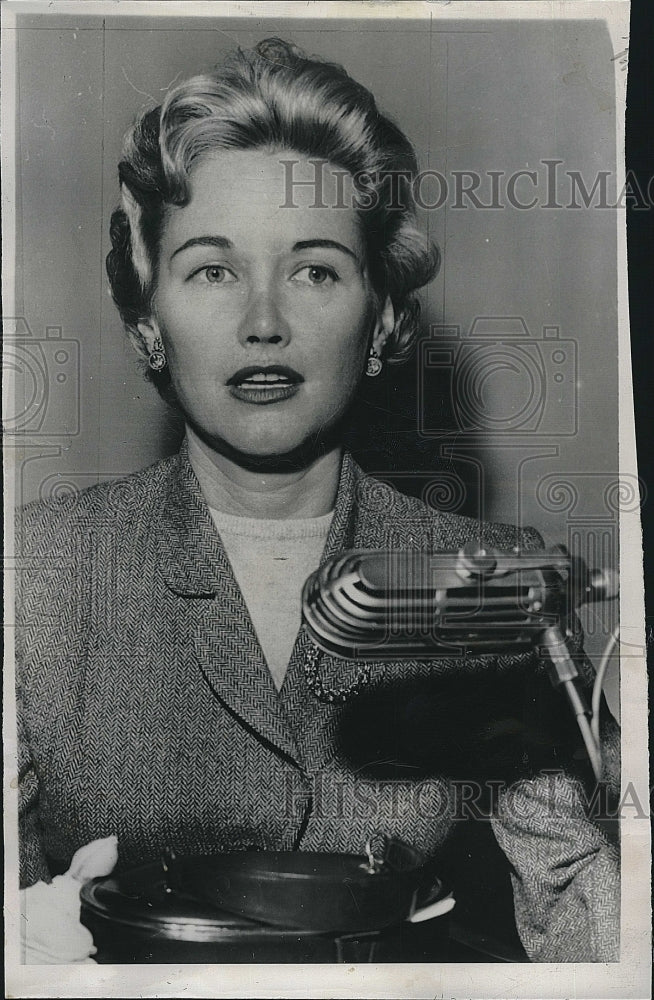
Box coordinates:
[139,149,392,462]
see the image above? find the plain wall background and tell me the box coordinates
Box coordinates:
[9,13,622,708]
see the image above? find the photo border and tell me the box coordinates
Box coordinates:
[3,2,648,997]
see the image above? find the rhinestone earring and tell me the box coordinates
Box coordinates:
[366,347,383,377]
[148,337,167,372]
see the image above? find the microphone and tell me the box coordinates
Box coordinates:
[302,544,618,783]
[301,543,616,660]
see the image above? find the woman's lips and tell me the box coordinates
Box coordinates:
[226,365,303,405]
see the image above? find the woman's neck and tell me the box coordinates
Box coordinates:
[186,426,341,519]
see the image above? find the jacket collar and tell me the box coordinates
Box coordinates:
[156,442,361,769]
[157,441,359,597]
[156,441,224,598]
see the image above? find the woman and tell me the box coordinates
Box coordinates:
[17,37,619,962]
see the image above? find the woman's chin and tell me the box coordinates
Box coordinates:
[193,426,337,472]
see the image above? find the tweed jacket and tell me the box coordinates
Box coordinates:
[15,445,620,962]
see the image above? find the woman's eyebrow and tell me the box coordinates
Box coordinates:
[169,235,360,264]
[171,236,233,259]
[292,239,360,263]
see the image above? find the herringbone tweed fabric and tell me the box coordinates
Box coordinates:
[15,445,620,961]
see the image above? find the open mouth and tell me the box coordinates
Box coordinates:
[227,365,303,404]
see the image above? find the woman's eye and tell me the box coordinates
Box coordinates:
[195,265,236,284]
[293,265,338,286]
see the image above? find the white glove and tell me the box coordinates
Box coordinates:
[20,835,118,964]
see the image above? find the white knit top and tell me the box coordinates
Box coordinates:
[208,506,333,690]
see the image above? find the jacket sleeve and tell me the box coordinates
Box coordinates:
[487,527,620,961]
[490,769,620,961]
[17,689,52,888]
[15,499,61,889]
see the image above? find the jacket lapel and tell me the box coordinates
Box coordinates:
[157,444,300,765]
[279,455,447,770]
[280,453,375,769]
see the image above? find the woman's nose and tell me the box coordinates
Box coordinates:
[238,287,291,347]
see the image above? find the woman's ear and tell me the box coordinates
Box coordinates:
[371,296,395,357]
[136,317,161,355]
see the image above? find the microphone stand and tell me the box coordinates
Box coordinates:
[540,624,602,782]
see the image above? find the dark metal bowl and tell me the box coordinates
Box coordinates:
[80,849,450,963]
[183,848,435,933]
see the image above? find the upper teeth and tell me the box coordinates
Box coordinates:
[242,373,290,384]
